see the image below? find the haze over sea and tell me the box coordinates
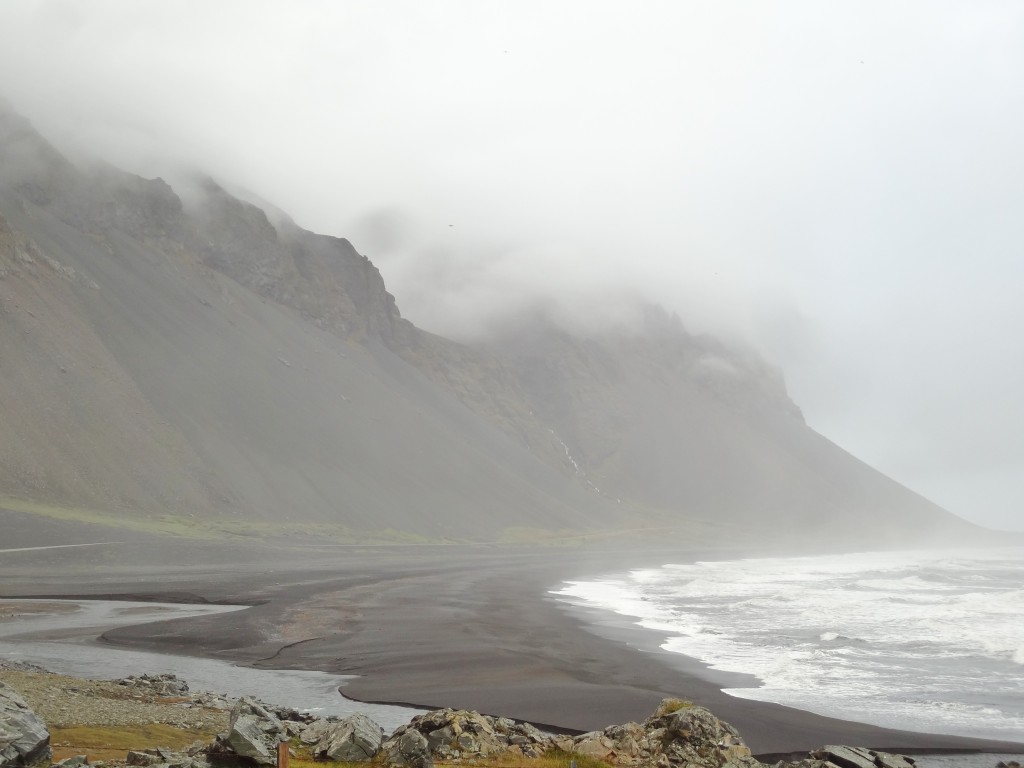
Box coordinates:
[554,548,1024,743]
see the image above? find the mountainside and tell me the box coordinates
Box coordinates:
[0,103,984,546]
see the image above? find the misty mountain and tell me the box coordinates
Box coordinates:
[0,103,985,546]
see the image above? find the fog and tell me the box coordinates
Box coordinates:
[1,1,1021,531]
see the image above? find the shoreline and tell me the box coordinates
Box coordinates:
[2,539,1023,757]
[544,576,1024,763]
[546,549,1024,750]
[2,663,1021,768]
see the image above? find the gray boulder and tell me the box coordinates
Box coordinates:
[126,744,210,768]
[315,713,384,762]
[0,681,50,768]
[230,698,283,729]
[116,674,189,697]
[126,751,163,766]
[381,708,551,764]
[813,745,878,768]
[807,746,916,768]
[224,717,276,765]
[565,698,758,768]
[872,752,916,768]
[220,697,284,765]
[298,719,331,746]
[382,728,432,768]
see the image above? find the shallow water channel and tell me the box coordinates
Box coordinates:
[0,598,423,732]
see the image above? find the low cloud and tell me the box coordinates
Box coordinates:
[1,0,1022,530]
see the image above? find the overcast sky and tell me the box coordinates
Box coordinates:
[1,1,1022,531]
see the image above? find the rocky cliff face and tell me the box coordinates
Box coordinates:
[190,182,410,346]
[0,103,983,544]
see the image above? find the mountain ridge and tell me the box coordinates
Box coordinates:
[0,102,988,546]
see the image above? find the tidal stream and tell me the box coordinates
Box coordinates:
[0,598,423,732]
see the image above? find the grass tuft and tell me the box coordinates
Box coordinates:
[535,748,614,768]
[653,697,694,717]
[50,724,217,763]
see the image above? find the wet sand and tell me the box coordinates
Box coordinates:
[1,534,1022,757]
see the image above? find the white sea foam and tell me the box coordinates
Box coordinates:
[552,547,1024,742]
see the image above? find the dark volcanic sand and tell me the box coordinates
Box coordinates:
[1,531,1022,757]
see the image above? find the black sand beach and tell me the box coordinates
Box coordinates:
[1,531,1022,758]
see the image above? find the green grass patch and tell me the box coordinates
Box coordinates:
[50,724,216,762]
[0,494,461,544]
[295,752,615,768]
[534,748,614,768]
[653,698,694,717]
[50,728,617,768]
[1,493,717,548]
[0,495,213,538]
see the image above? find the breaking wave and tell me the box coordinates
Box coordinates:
[553,547,1024,741]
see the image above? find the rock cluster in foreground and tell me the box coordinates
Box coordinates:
[0,670,924,768]
[0,681,51,768]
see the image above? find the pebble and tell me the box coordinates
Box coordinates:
[0,668,230,730]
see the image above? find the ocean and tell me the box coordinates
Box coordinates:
[553,547,1024,745]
